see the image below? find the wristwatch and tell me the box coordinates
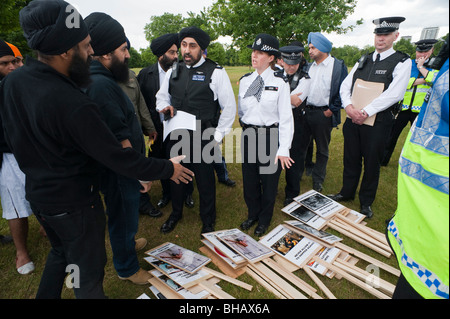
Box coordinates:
[418,66,424,69]
[361,109,368,117]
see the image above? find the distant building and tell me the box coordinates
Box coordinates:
[420,27,440,40]
[401,36,412,42]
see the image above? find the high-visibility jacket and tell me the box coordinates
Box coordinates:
[402,60,439,112]
[387,59,449,299]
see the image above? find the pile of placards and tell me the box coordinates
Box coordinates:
[143,242,253,299]
[201,190,400,299]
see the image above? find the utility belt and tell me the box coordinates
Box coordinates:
[305,105,329,110]
[239,119,279,130]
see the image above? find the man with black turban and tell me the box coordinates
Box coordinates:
[137,33,184,210]
[0,0,193,299]
[83,12,156,286]
[156,26,237,236]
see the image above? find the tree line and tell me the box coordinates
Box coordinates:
[1,0,447,69]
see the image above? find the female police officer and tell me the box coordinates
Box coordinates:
[238,34,294,236]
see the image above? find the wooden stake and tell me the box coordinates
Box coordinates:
[335,214,388,245]
[311,256,391,299]
[245,266,287,299]
[303,266,337,299]
[336,242,401,277]
[198,280,235,299]
[202,267,253,291]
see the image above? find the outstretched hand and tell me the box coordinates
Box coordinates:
[169,155,195,184]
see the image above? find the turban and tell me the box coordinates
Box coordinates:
[19,0,89,55]
[151,33,179,57]
[6,42,23,58]
[0,39,15,58]
[84,12,127,56]
[307,32,332,53]
[179,26,210,50]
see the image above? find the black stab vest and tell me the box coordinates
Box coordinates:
[169,59,221,127]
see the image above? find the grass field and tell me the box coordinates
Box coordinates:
[0,66,408,299]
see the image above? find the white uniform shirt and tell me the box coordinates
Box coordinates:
[156,56,237,143]
[340,47,412,116]
[307,55,334,107]
[238,67,293,157]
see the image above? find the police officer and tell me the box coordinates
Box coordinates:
[238,34,294,236]
[278,43,311,205]
[156,26,236,235]
[381,39,440,166]
[330,17,412,218]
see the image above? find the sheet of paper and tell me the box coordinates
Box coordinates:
[163,110,197,141]
[350,79,384,126]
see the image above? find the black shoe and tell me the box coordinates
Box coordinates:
[360,205,374,219]
[240,219,258,231]
[327,193,353,202]
[313,182,323,192]
[219,178,236,187]
[157,196,170,209]
[147,208,163,218]
[201,224,215,234]
[254,224,268,237]
[160,217,180,234]
[184,194,194,208]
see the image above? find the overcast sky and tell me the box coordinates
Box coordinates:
[69,0,449,51]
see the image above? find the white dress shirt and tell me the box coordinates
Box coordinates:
[156,56,237,143]
[307,55,335,107]
[238,67,294,157]
[340,47,412,116]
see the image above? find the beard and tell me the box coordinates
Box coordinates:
[110,54,130,83]
[183,50,202,66]
[160,53,177,72]
[68,49,92,88]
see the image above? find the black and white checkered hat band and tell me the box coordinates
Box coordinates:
[260,44,279,53]
[376,21,400,29]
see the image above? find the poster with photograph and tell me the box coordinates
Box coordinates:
[215,229,273,263]
[284,220,343,245]
[202,231,246,266]
[150,269,209,299]
[281,201,327,230]
[259,225,322,268]
[306,246,341,276]
[146,242,210,274]
[144,256,211,288]
[294,190,345,219]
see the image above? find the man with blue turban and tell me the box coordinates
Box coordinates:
[296,32,347,193]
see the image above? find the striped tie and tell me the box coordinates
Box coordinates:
[244,75,264,102]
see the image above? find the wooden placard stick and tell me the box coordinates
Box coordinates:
[331,219,392,253]
[336,242,400,277]
[246,266,288,299]
[198,280,236,299]
[311,256,391,299]
[302,266,337,299]
[250,262,308,299]
[262,258,322,299]
[335,214,388,245]
[333,260,395,296]
[202,267,253,291]
[328,220,391,258]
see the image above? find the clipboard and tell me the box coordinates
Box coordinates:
[350,79,384,126]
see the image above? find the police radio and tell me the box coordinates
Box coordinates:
[171,60,179,80]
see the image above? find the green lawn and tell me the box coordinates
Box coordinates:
[0,66,408,299]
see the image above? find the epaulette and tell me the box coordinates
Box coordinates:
[396,51,410,63]
[239,73,252,81]
[206,58,224,69]
[274,69,289,83]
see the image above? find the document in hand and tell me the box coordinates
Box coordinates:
[163,110,197,141]
[350,79,384,126]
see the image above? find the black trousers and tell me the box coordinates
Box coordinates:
[297,107,333,185]
[285,108,304,199]
[242,126,282,226]
[32,196,107,299]
[340,111,395,206]
[166,129,218,226]
[382,109,418,165]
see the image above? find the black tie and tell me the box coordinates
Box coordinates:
[375,53,381,62]
[244,75,264,102]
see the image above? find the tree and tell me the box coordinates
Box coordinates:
[143,13,184,42]
[208,0,362,50]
